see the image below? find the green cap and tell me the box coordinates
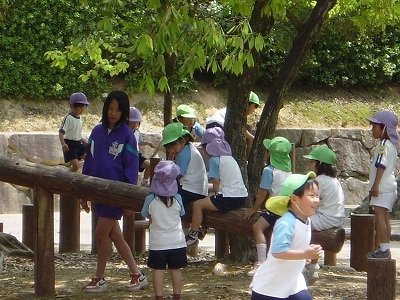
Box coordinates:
[263,137,292,172]
[176,104,196,118]
[248,91,260,105]
[162,123,184,145]
[266,172,316,216]
[303,146,336,165]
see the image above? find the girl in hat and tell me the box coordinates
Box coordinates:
[244,136,292,277]
[141,161,187,300]
[250,172,322,300]
[366,110,399,259]
[303,146,345,284]
[172,104,204,140]
[185,138,248,246]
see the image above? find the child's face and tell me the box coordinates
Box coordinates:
[292,182,319,219]
[306,159,317,172]
[164,139,185,156]
[246,103,257,115]
[107,99,122,129]
[71,104,87,116]
[179,117,195,128]
[371,122,385,139]
[127,121,140,130]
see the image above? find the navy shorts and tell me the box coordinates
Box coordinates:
[63,139,86,162]
[210,193,246,213]
[260,210,281,227]
[147,247,187,270]
[251,289,312,300]
[94,203,123,220]
[178,186,206,205]
[138,153,146,172]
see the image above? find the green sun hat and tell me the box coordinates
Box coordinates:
[303,146,336,165]
[248,91,260,105]
[162,123,184,145]
[176,104,196,118]
[263,137,292,172]
[265,171,316,215]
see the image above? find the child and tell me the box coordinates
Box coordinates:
[58,92,89,172]
[172,104,204,140]
[80,90,148,293]
[303,146,345,284]
[244,136,292,276]
[127,106,156,187]
[185,138,248,246]
[366,110,399,259]
[141,160,187,300]
[250,172,322,300]
[162,123,208,234]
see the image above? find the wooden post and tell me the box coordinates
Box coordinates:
[22,203,34,251]
[33,186,55,297]
[290,143,296,172]
[0,222,3,232]
[367,259,396,300]
[150,157,161,182]
[123,213,135,254]
[215,228,229,259]
[59,195,80,253]
[324,251,336,266]
[350,214,375,271]
[134,212,146,254]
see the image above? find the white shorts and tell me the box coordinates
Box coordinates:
[310,212,343,231]
[369,191,397,212]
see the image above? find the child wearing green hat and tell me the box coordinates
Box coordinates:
[172,104,204,141]
[250,172,322,300]
[244,136,292,277]
[303,145,345,284]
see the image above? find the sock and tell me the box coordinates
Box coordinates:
[256,243,267,263]
[379,243,389,252]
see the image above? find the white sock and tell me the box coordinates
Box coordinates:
[379,243,389,252]
[256,244,267,263]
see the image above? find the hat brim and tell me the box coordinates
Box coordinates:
[179,113,196,119]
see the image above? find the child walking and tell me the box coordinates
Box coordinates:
[244,136,292,276]
[303,146,345,284]
[366,110,399,259]
[185,138,248,246]
[80,90,148,293]
[141,160,187,300]
[58,92,89,172]
[250,172,322,300]
[127,106,156,187]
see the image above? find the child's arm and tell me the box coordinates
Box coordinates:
[273,243,322,260]
[139,141,155,148]
[211,177,220,194]
[243,188,270,220]
[58,131,68,151]
[370,166,385,197]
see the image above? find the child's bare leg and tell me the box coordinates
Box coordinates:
[252,218,270,264]
[374,206,390,244]
[191,197,217,231]
[141,159,151,180]
[153,269,164,298]
[69,158,80,172]
[169,269,183,296]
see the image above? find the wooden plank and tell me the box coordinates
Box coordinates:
[367,258,396,300]
[59,195,80,253]
[350,214,375,271]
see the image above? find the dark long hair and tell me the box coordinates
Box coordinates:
[158,196,173,207]
[315,161,337,177]
[101,91,130,128]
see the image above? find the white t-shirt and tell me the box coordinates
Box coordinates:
[59,113,83,141]
[260,164,291,196]
[206,108,226,127]
[141,194,186,250]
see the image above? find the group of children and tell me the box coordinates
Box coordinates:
[58,90,399,299]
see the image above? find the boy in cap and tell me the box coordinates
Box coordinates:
[172,104,204,140]
[244,136,292,276]
[141,161,187,300]
[366,110,399,259]
[186,138,248,246]
[127,107,156,187]
[58,92,89,172]
[250,172,322,300]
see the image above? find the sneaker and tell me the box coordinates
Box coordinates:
[186,230,199,247]
[82,277,106,293]
[247,262,261,277]
[126,273,148,291]
[367,248,391,259]
[198,226,208,241]
[141,179,150,187]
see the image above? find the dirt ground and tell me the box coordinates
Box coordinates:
[1,242,400,300]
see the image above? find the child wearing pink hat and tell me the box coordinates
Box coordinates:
[141,160,187,300]
[185,138,248,246]
[366,110,399,259]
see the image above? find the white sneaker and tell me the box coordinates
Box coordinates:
[141,179,150,187]
[125,273,148,291]
[247,262,261,277]
[82,277,106,293]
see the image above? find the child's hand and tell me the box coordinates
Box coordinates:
[147,142,155,148]
[243,207,257,220]
[304,244,323,260]
[80,199,90,213]
[369,184,379,197]
[61,143,69,151]
[123,209,134,217]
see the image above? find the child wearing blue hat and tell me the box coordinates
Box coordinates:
[141,160,187,300]
[250,172,322,300]
[244,136,292,277]
[366,110,399,259]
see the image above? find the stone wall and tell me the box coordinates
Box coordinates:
[0,129,395,214]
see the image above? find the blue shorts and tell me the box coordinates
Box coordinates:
[210,193,246,213]
[147,247,187,270]
[251,289,312,300]
[260,210,281,227]
[178,186,206,205]
[63,139,86,162]
[94,203,123,220]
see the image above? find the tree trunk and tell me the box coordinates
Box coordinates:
[163,52,176,126]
